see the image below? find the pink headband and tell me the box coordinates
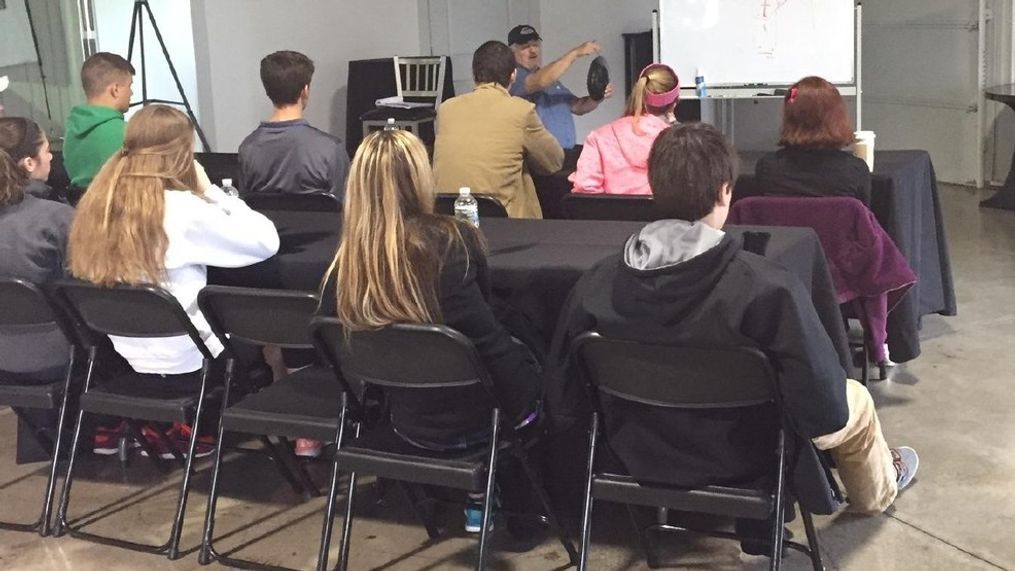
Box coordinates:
[639,63,680,107]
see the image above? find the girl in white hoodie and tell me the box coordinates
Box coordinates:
[68,105,279,455]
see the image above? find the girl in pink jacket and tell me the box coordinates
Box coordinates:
[570,64,679,195]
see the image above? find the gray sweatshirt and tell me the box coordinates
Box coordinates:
[0,193,74,376]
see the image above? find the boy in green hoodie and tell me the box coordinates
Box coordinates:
[64,52,135,189]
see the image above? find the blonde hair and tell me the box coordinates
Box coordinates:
[330,129,471,330]
[625,65,679,135]
[68,105,200,286]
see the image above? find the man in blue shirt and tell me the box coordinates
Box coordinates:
[508,25,613,151]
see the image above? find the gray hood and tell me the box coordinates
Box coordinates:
[623,219,725,271]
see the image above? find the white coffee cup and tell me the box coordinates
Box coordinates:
[853,130,876,172]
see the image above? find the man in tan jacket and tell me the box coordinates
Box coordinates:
[433,41,563,219]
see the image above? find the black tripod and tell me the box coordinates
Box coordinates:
[127,0,210,151]
[23,0,53,121]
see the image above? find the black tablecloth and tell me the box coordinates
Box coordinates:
[737,150,957,362]
[210,215,852,374]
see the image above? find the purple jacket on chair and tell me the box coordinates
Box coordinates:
[729,196,916,363]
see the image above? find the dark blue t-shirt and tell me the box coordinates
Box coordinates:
[510,66,576,149]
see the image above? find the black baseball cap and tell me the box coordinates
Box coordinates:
[508,25,541,46]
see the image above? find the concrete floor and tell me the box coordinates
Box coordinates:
[1,184,1013,570]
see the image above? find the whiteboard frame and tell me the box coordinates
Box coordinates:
[652,3,863,129]
[654,1,859,89]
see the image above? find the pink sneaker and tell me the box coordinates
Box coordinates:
[295,438,322,458]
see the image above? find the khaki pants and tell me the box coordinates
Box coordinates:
[811,379,898,513]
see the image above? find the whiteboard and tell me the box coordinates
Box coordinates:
[659,0,855,88]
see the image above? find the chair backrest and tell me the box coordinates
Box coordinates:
[0,278,61,327]
[434,193,509,218]
[570,332,777,409]
[310,318,493,392]
[561,194,658,222]
[53,280,214,359]
[394,56,446,107]
[198,286,320,351]
[243,191,342,213]
[195,152,240,187]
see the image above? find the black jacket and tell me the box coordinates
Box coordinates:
[551,232,849,487]
[318,216,542,445]
[756,147,872,206]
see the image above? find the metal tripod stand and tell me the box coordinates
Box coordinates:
[127,0,210,151]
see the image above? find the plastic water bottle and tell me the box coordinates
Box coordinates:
[221,178,240,198]
[695,67,707,99]
[454,187,479,228]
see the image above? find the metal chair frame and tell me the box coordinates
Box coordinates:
[0,278,80,537]
[570,332,825,571]
[51,281,218,560]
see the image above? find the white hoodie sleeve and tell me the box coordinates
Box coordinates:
[165,186,281,269]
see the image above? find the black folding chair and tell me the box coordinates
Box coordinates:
[570,332,825,571]
[194,151,240,187]
[51,281,221,559]
[310,318,578,571]
[435,193,509,218]
[560,193,658,221]
[0,278,79,536]
[197,285,344,570]
[243,191,343,213]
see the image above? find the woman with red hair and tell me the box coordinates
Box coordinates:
[755,76,871,205]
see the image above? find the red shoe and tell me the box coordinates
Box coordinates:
[169,423,216,458]
[139,425,176,460]
[295,438,322,458]
[93,422,125,455]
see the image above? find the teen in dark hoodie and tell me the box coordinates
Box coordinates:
[553,123,917,520]
[63,52,134,189]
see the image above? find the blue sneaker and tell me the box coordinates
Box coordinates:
[464,502,494,533]
[892,447,919,491]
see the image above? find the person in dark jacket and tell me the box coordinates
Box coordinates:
[318,128,542,532]
[0,148,73,381]
[0,117,57,201]
[755,76,871,205]
[552,123,917,522]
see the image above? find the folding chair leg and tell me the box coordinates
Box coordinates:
[578,413,599,571]
[860,343,870,385]
[167,364,211,560]
[260,436,305,496]
[401,483,440,540]
[332,419,361,571]
[198,418,229,565]
[335,471,357,571]
[770,430,788,571]
[277,436,321,496]
[517,450,578,564]
[124,420,168,473]
[801,509,824,571]
[626,505,661,569]
[316,446,343,571]
[39,349,78,536]
[54,407,87,537]
[477,409,501,571]
[318,399,352,571]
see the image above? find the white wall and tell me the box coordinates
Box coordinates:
[191,0,423,152]
[93,0,200,125]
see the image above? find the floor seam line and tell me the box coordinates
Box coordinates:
[888,513,1010,570]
